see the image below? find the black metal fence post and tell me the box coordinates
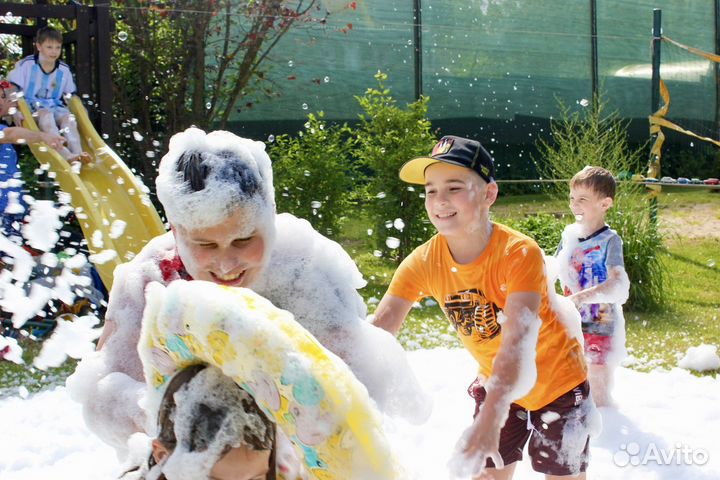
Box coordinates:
[590,0,599,108]
[94,0,113,137]
[715,0,720,139]
[649,8,662,225]
[413,0,423,100]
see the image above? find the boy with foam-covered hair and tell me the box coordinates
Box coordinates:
[68,128,430,455]
[8,26,89,162]
[556,166,630,407]
[373,136,594,479]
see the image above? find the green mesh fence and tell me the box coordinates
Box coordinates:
[212,1,718,179]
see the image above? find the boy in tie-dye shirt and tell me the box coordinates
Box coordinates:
[557,166,630,407]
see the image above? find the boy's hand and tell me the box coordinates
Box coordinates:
[567,291,587,306]
[449,414,504,476]
[38,132,66,150]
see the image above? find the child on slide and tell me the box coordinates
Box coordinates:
[8,26,90,163]
[68,128,430,454]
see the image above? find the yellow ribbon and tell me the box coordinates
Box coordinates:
[646,45,720,194]
[663,36,720,63]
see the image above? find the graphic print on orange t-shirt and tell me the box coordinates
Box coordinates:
[443,288,501,342]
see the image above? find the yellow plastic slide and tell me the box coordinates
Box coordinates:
[17,96,165,289]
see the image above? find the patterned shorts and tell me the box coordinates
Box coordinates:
[468,379,591,476]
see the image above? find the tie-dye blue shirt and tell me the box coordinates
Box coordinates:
[558,225,624,336]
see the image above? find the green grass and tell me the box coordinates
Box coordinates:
[626,237,720,374]
[0,340,78,397]
[2,188,718,392]
[358,187,720,376]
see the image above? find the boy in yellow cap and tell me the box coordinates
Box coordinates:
[373,136,593,479]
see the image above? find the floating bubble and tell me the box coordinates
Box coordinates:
[310,200,322,209]
[376,192,386,199]
[145,151,155,158]
[267,134,275,143]
[117,31,128,41]
[323,76,330,83]
[301,103,308,110]
[393,218,405,230]
[373,250,383,257]
[367,228,373,236]
[288,60,294,67]
[206,102,212,110]
[386,237,400,249]
[8,106,17,115]
[708,259,716,268]
[152,140,161,147]
[579,98,589,107]
[132,131,143,141]
[130,118,139,124]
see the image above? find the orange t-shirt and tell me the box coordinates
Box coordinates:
[388,222,586,410]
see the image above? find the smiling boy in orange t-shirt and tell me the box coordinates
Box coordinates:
[373,136,591,479]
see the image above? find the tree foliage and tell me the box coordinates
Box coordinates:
[270,112,356,239]
[110,0,327,179]
[353,71,437,261]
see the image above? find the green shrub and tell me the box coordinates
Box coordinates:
[499,213,569,255]
[534,98,667,311]
[269,113,356,239]
[353,71,437,261]
[607,204,667,312]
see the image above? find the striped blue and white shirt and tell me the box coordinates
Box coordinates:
[8,54,76,111]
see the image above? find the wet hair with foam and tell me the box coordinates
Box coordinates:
[126,364,276,480]
[155,128,275,230]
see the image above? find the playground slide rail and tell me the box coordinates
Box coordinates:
[17,96,165,289]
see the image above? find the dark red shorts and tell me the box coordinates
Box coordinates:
[584,333,612,365]
[468,379,591,476]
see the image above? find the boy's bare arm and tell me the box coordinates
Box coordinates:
[96,318,117,350]
[568,266,630,306]
[458,291,541,471]
[0,126,65,149]
[371,294,414,336]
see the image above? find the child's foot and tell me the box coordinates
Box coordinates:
[69,152,92,164]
